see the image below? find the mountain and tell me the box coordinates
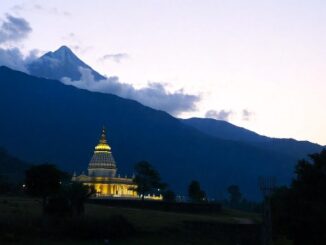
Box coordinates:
[31,46,322,158]
[0,148,30,183]
[182,118,324,160]
[0,66,298,200]
[27,46,105,81]
[181,118,269,142]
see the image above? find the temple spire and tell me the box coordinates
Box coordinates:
[100,126,107,144]
[94,126,111,152]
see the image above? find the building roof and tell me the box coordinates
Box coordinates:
[88,127,117,170]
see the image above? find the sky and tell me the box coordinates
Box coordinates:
[0,0,326,145]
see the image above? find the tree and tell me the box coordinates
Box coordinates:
[271,150,326,244]
[133,161,165,200]
[163,190,176,202]
[0,177,11,194]
[44,182,95,217]
[188,180,206,202]
[64,182,95,215]
[227,185,242,207]
[25,164,68,210]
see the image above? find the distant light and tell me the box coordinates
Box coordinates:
[22,184,26,188]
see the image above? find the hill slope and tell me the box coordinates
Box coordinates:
[30,46,323,162]
[0,148,30,183]
[0,66,298,199]
[181,118,268,142]
[182,118,323,160]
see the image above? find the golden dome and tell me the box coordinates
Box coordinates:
[94,127,111,152]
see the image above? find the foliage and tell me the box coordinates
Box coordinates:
[25,164,68,198]
[227,185,242,205]
[24,163,70,214]
[24,164,95,217]
[133,161,165,200]
[63,182,95,215]
[43,183,95,217]
[188,180,206,202]
[162,190,176,202]
[271,149,326,245]
[0,177,12,195]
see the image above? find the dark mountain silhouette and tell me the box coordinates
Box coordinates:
[0,148,30,183]
[182,118,323,160]
[29,46,322,160]
[0,66,298,199]
[182,118,268,142]
[27,46,105,81]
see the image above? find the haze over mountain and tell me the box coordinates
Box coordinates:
[0,66,300,199]
[27,45,105,81]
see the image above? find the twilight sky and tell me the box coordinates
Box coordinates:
[0,0,326,145]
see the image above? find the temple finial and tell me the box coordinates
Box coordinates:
[95,126,111,152]
[100,126,107,144]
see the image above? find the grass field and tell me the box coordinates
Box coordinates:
[0,196,261,244]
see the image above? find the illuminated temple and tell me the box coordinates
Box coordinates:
[72,128,138,198]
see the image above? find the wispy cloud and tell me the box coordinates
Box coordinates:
[242,109,254,121]
[99,53,129,63]
[205,109,233,121]
[11,4,71,16]
[62,67,200,115]
[0,14,32,44]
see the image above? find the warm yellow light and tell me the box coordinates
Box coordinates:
[95,143,111,151]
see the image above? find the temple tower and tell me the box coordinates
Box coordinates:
[88,127,117,177]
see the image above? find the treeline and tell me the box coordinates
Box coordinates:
[271,149,326,244]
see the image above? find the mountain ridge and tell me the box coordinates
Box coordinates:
[27,45,105,81]
[182,117,323,160]
[0,66,298,199]
[29,46,323,149]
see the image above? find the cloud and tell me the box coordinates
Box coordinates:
[11,4,71,16]
[205,110,233,121]
[11,5,24,12]
[62,67,200,115]
[242,109,253,121]
[48,7,71,16]
[100,53,129,63]
[0,14,32,44]
[0,48,39,73]
[0,48,27,72]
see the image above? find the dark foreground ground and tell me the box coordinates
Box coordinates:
[0,196,264,244]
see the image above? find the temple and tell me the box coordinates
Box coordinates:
[72,127,162,200]
[72,127,137,198]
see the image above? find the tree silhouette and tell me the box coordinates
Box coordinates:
[25,164,68,210]
[64,182,95,215]
[227,185,242,207]
[188,180,206,202]
[272,149,326,244]
[133,161,165,200]
[163,190,176,202]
